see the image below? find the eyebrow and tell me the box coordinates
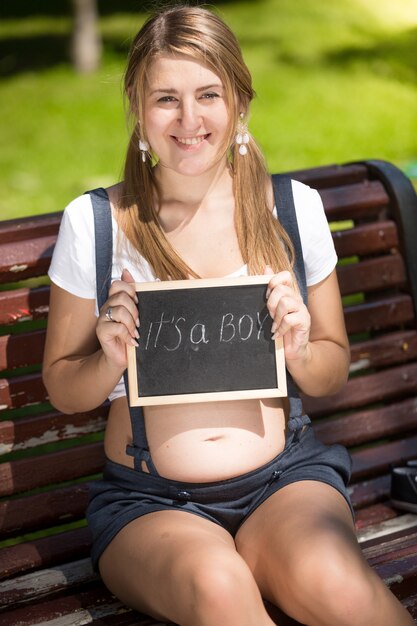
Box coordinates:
[149,83,223,96]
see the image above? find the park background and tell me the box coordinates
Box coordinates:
[1,0,417,220]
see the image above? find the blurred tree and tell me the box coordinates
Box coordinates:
[71,0,102,73]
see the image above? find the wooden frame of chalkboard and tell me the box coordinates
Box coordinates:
[126,275,287,406]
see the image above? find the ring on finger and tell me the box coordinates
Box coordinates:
[105,307,114,322]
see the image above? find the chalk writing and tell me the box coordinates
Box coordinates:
[142,310,270,352]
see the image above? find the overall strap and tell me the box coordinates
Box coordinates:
[86,188,160,475]
[271,175,309,421]
[89,187,113,312]
[271,174,308,306]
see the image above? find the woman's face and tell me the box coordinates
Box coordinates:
[143,55,231,177]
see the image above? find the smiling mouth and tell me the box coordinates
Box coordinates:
[173,134,209,146]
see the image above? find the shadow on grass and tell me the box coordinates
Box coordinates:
[256,26,417,83]
[1,34,71,76]
[323,27,417,82]
[0,33,131,77]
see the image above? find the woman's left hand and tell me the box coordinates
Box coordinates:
[265,267,311,363]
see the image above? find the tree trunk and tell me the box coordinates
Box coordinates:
[71,0,102,74]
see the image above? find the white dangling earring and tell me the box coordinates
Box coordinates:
[235,113,249,156]
[139,138,149,162]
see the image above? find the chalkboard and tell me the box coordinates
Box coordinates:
[126,276,287,406]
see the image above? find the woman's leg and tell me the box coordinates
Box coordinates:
[235,481,414,626]
[99,509,276,626]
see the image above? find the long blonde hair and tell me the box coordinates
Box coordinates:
[118,5,295,280]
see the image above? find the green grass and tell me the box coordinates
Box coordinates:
[1,0,417,219]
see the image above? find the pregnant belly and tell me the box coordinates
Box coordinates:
[105,397,288,482]
[144,399,288,482]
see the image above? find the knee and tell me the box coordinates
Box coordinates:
[176,553,256,617]
[284,546,378,624]
[312,559,377,619]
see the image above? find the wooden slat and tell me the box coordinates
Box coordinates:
[0,286,50,325]
[351,435,417,480]
[0,587,121,625]
[0,372,47,410]
[289,163,369,188]
[90,614,166,626]
[0,586,146,626]
[358,515,417,547]
[0,484,90,537]
[88,613,166,626]
[363,522,417,554]
[0,407,108,455]
[344,294,414,335]
[313,397,417,447]
[89,614,157,626]
[349,474,391,510]
[354,503,398,530]
[2,374,107,413]
[0,558,97,609]
[363,528,417,559]
[320,180,390,221]
[364,528,417,564]
[304,362,417,417]
[403,594,417,620]
[376,553,417,592]
[0,329,46,370]
[0,235,56,284]
[337,254,406,296]
[0,212,61,244]
[0,527,92,580]
[0,442,105,497]
[0,558,99,604]
[349,330,417,371]
[333,221,398,258]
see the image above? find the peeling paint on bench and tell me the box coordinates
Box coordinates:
[357,514,417,543]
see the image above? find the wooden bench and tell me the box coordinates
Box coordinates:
[1,159,417,625]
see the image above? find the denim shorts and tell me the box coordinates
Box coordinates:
[86,422,353,570]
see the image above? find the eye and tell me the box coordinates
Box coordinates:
[158,95,175,102]
[200,92,220,100]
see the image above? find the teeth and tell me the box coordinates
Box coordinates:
[176,135,206,145]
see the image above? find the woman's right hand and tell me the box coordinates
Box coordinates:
[96,268,139,369]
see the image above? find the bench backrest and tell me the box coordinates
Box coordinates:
[1,159,417,582]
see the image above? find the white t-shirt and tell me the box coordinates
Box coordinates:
[48,179,337,401]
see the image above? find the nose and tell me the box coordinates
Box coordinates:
[178,98,201,132]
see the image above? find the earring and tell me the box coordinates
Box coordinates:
[235,113,249,156]
[138,138,149,162]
